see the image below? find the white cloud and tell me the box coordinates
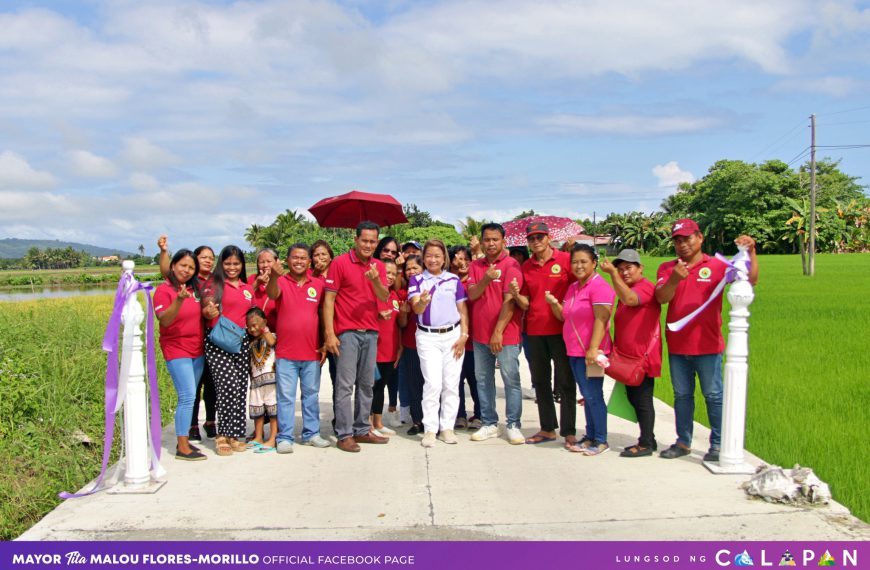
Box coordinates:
[68,150,119,178]
[539,114,723,136]
[121,138,180,171]
[128,172,160,192]
[773,75,866,98]
[0,190,82,220]
[0,151,57,190]
[652,161,695,188]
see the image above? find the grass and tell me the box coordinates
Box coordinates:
[0,296,175,540]
[0,254,867,539]
[631,253,870,524]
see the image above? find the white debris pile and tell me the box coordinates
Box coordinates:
[742,464,832,505]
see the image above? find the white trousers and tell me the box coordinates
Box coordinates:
[417,327,463,433]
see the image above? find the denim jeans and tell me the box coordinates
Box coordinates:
[569,356,607,444]
[668,353,723,449]
[275,359,322,444]
[165,356,205,437]
[473,341,522,428]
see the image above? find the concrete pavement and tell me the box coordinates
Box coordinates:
[19,355,870,541]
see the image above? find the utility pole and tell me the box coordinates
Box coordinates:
[808,114,817,277]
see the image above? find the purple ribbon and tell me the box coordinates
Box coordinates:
[59,272,162,499]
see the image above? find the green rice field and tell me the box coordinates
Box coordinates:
[0,253,867,539]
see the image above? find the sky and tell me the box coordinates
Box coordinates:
[1,0,869,254]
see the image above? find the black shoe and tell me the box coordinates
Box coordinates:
[659,443,691,459]
[175,447,207,461]
[407,423,423,436]
[703,449,720,462]
[203,422,217,439]
[188,426,202,441]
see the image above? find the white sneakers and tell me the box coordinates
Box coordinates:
[376,425,397,436]
[437,430,458,444]
[506,427,525,445]
[421,432,437,448]
[470,424,499,441]
[386,410,403,428]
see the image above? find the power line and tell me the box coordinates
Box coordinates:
[816,119,870,127]
[785,146,811,167]
[749,119,807,162]
[817,104,870,117]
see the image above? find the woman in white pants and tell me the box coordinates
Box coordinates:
[408,239,470,448]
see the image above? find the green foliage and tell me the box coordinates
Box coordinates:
[395,224,464,247]
[402,203,433,228]
[0,296,175,539]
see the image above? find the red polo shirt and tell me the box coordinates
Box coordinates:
[467,251,523,345]
[377,290,401,363]
[521,248,574,336]
[324,249,387,336]
[273,273,323,361]
[247,276,278,331]
[203,280,254,329]
[153,282,205,361]
[398,289,417,349]
[656,254,728,355]
[613,278,662,378]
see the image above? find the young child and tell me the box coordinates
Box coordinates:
[397,255,426,434]
[372,259,402,436]
[245,307,278,453]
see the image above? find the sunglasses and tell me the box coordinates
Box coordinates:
[527,234,546,242]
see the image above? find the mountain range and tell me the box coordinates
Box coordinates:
[0,238,137,259]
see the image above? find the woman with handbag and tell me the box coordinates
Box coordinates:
[546,244,614,456]
[600,249,662,458]
[154,249,207,461]
[202,245,255,456]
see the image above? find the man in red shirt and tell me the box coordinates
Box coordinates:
[267,243,330,454]
[466,223,525,445]
[655,218,759,462]
[323,221,391,453]
[510,222,576,447]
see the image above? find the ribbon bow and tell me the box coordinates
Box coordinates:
[666,247,750,333]
[60,271,163,498]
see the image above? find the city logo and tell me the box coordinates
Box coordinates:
[673,223,685,231]
[494,269,502,280]
[735,550,755,566]
[307,287,317,298]
[779,549,796,566]
[243,290,253,300]
[552,264,561,274]
[818,550,836,567]
[699,267,712,279]
[392,299,400,310]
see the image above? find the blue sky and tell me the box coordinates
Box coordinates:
[1,0,869,253]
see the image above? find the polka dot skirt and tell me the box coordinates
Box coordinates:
[204,337,250,439]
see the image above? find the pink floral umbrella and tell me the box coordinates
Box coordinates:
[501,216,585,247]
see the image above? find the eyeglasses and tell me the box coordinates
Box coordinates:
[527,234,546,242]
[382,249,398,256]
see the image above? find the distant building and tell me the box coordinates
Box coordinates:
[99,255,120,263]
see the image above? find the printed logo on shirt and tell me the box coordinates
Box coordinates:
[243,290,253,300]
[307,287,317,298]
[392,299,400,310]
[698,267,712,279]
[551,264,562,274]
[494,269,502,280]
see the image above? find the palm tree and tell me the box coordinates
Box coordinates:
[457,216,488,241]
[138,244,145,256]
[244,224,265,248]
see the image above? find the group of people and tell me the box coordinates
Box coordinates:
[152,216,758,462]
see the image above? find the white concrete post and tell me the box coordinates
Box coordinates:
[109,261,166,493]
[706,262,756,475]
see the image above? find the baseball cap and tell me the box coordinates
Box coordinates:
[671,218,700,237]
[402,241,422,251]
[526,221,549,237]
[613,249,642,265]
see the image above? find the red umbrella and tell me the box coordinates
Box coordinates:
[309,191,408,228]
[501,215,585,247]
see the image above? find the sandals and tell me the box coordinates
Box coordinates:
[254,445,276,454]
[229,438,247,452]
[566,436,594,453]
[620,445,653,458]
[215,436,233,456]
[525,433,557,445]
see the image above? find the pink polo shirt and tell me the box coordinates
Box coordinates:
[467,251,523,345]
[324,249,387,336]
[561,273,615,358]
[613,278,662,378]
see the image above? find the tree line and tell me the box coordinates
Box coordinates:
[245,158,868,262]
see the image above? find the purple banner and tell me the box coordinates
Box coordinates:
[1,541,865,570]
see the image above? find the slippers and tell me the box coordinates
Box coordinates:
[254,445,275,454]
[620,445,653,458]
[246,441,264,450]
[525,434,557,445]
